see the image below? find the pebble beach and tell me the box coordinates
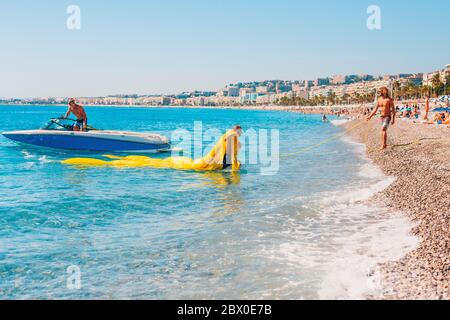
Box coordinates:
[344,118,449,300]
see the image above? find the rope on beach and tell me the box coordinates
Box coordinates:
[365,123,449,152]
[280,121,366,158]
[281,120,449,159]
[391,137,446,149]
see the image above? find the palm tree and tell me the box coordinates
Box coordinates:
[445,74,450,95]
[327,92,337,105]
[421,85,432,99]
[392,80,401,100]
[404,82,419,99]
[431,73,443,96]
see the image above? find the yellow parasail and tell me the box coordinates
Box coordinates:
[62,130,241,172]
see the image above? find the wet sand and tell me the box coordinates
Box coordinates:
[344,118,449,300]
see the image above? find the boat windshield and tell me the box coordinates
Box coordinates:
[41,118,97,131]
[41,118,76,131]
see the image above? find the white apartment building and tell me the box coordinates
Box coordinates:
[422,64,450,86]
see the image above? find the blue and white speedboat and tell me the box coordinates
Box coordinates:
[2,118,171,153]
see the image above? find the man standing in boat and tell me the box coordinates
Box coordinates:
[63,98,88,131]
[367,87,396,150]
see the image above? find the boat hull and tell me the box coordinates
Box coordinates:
[2,130,171,152]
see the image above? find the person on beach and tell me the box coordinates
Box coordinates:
[223,125,243,169]
[366,87,396,150]
[444,112,450,125]
[63,98,88,131]
[423,96,430,121]
[412,104,419,119]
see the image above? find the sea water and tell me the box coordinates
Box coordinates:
[0,105,417,299]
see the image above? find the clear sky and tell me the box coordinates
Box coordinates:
[0,0,449,98]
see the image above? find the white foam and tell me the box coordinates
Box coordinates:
[38,156,55,164]
[340,134,367,154]
[318,178,395,205]
[255,197,417,299]
[358,162,385,179]
[339,132,394,190]
[318,212,418,300]
[315,130,417,299]
[331,119,351,126]
[21,150,34,159]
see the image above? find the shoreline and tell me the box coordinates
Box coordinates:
[343,118,449,300]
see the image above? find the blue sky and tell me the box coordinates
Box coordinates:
[0,0,449,98]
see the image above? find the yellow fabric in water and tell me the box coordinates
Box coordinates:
[62,130,241,171]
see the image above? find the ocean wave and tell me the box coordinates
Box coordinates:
[358,162,385,179]
[263,187,417,299]
[331,119,351,126]
[318,178,395,205]
[260,131,416,299]
[317,210,418,299]
[313,130,417,299]
[21,150,35,159]
[38,156,55,164]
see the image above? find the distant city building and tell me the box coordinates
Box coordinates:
[175,93,190,99]
[422,70,445,86]
[294,89,309,100]
[227,86,240,97]
[292,84,309,99]
[444,64,450,80]
[304,80,314,88]
[159,97,169,105]
[7,66,444,107]
[240,93,259,104]
[292,84,303,92]
[331,75,347,85]
[272,81,291,93]
[406,74,423,86]
[216,89,227,97]
[397,73,413,79]
[359,74,374,82]
[383,75,396,81]
[309,79,392,100]
[309,86,332,98]
[239,88,254,97]
[275,82,281,93]
[314,78,330,87]
[347,75,365,84]
[256,86,268,94]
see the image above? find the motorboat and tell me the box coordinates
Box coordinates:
[2,118,171,152]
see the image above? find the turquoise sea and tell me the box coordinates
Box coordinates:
[0,105,416,299]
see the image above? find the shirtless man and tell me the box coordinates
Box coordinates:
[423,95,430,121]
[367,87,396,150]
[63,98,88,131]
[223,125,243,169]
